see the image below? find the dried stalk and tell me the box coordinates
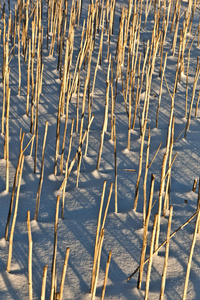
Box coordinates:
[159,206,173,299]
[27,211,33,300]
[59,247,70,300]
[144,214,158,300]
[182,210,200,300]
[101,251,112,300]
[7,155,25,272]
[35,121,48,221]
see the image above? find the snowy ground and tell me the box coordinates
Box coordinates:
[0,0,200,299]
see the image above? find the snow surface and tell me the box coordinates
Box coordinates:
[0,0,200,299]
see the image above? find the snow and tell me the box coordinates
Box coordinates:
[0,0,200,299]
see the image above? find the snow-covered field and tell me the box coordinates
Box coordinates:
[0,0,200,299]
